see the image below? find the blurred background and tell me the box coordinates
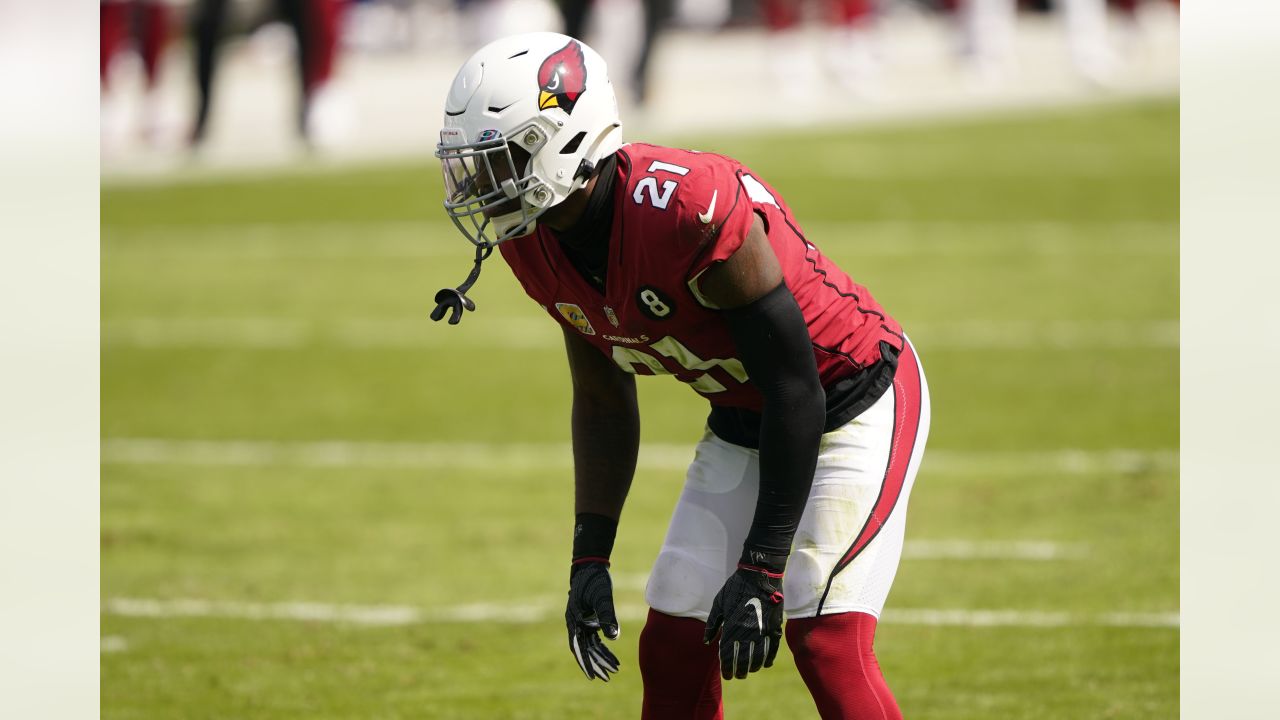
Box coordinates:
[101,0,1179,173]
[101,1,1179,718]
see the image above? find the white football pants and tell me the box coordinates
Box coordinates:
[645,340,930,620]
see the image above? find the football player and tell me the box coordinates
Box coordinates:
[432,33,930,720]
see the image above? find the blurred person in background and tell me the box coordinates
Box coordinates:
[1059,0,1118,84]
[1112,0,1179,16]
[940,0,1019,85]
[943,0,1178,87]
[762,0,881,97]
[432,32,929,719]
[1058,0,1178,85]
[1111,0,1179,50]
[190,0,348,148]
[101,0,175,145]
[556,0,674,106]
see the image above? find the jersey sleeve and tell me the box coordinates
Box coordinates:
[675,156,757,306]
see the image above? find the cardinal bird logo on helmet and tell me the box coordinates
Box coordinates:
[537,40,588,114]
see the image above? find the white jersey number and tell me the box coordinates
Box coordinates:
[611,335,747,394]
[632,161,691,211]
[638,288,671,318]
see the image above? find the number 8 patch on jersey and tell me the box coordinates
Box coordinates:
[637,285,675,320]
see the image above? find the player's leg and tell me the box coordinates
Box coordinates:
[953,0,1018,84]
[1061,0,1117,83]
[283,0,346,143]
[786,518,909,720]
[823,0,879,95]
[641,431,760,720]
[190,0,229,144]
[101,1,129,87]
[761,0,802,29]
[632,0,672,106]
[783,340,931,719]
[787,612,895,719]
[638,609,723,720]
[137,1,172,89]
[558,0,593,40]
[761,0,821,98]
[300,0,343,95]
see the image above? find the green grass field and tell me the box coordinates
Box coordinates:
[102,99,1179,719]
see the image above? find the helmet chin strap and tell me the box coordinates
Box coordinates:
[432,160,598,326]
[430,241,494,325]
[432,202,531,325]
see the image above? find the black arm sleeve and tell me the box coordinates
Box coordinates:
[722,282,827,574]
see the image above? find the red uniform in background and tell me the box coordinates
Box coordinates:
[100,0,171,89]
[763,0,873,29]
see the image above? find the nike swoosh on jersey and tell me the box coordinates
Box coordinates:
[745,597,763,632]
[697,190,718,224]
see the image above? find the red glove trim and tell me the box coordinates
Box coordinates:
[737,562,784,580]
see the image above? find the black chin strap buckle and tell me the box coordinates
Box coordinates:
[431,243,494,325]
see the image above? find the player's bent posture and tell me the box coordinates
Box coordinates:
[432,33,930,720]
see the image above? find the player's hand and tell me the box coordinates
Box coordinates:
[703,566,785,680]
[565,561,621,681]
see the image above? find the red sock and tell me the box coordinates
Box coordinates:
[831,0,872,26]
[101,2,129,86]
[787,612,902,720]
[762,0,802,31]
[138,2,172,89]
[303,0,345,92]
[639,609,723,720]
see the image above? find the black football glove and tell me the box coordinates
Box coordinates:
[565,561,621,681]
[703,566,785,680]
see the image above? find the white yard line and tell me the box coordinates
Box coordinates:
[104,598,426,627]
[100,438,1178,476]
[101,317,1179,350]
[101,597,1177,629]
[883,609,1180,629]
[902,540,1089,561]
[101,636,129,653]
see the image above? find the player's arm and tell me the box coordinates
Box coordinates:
[563,325,640,523]
[696,213,827,679]
[560,325,639,682]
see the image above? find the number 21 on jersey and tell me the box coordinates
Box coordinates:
[632,161,690,210]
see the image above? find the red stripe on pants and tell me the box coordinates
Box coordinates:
[819,341,922,611]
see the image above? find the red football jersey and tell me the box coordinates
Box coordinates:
[499,143,904,412]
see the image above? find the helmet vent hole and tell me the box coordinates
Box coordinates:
[559,131,587,155]
[507,50,529,59]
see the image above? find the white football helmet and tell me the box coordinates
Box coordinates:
[436,33,623,248]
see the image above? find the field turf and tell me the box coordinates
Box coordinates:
[102,99,1179,719]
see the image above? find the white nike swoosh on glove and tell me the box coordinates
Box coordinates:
[745,597,763,632]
